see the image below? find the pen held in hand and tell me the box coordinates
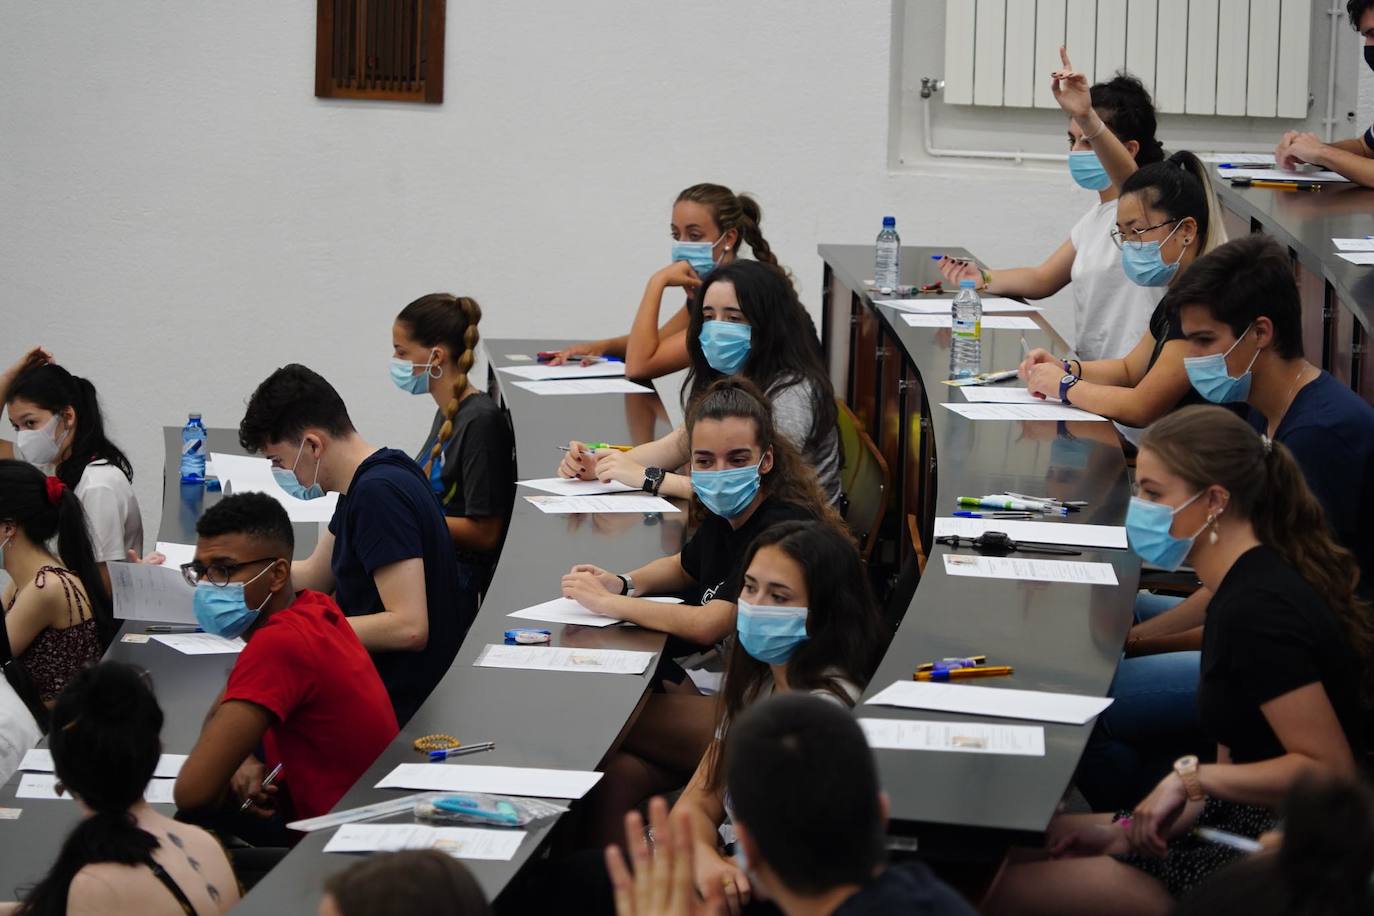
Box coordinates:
[241,762,284,812]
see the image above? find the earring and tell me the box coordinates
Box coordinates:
[1207,514,1218,545]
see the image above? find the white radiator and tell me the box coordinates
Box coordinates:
[942,0,1311,118]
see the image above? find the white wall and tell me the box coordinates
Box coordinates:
[0,1,1289,547]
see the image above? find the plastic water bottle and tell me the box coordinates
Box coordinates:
[950,279,983,378]
[874,216,900,292]
[180,413,207,483]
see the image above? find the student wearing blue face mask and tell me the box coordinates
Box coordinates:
[391,294,514,594]
[1019,150,1226,433]
[985,406,1371,915]
[940,71,1165,361]
[546,184,788,380]
[237,364,468,725]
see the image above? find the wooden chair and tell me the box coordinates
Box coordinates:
[835,399,891,561]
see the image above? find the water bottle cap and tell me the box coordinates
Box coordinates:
[959,279,976,289]
[188,413,202,420]
[882,216,896,227]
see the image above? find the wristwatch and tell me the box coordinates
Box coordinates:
[1173,755,1205,801]
[616,574,637,597]
[642,467,665,496]
[1059,373,1080,404]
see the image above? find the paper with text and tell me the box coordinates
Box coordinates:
[498,362,626,381]
[524,494,678,514]
[1333,238,1374,252]
[516,477,637,497]
[876,297,1042,314]
[20,750,186,779]
[901,314,1039,330]
[150,633,245,655]
[934,517,1127,549]
[474,644,655,675]
[958,386,1042,404]
[941,402,1107,422]
[1337,252,1374,266]
[942,554,1119,585]
[1218,166,1348,182]
[323,824,527,860]
[859,718,1046,756]
[18,774,177,803]
[109,562,197,624]
[1200,153,1273,166]
[210,452,340,523]
[507,595,682,629]
[509,379,653,396]
[376,763,603,799]
[865,681,1113,725]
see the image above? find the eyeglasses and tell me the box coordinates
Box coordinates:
[180,557,278,588]
[1110,219,1179,250]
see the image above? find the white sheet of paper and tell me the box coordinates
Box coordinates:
[150,633,245,655]
[523,494,678,514]
[323,823,527,860]
[1337,252,1374,266]
[865,681,1113,725]
[375,763,603,799]
[901,314,1039,330]
[507,595,682,628]
[20,750,187,779]
[18,774,177,803]
[1200,153,1274,166]
[108,562,197,624]
[497,362,626,381]
[934,516,1128,549]
[958,386,1042,404]
[1333,238,1374,251]
[210,452,340,523]
[473,644,656,675]
[941,402,1107,422]
[516,477,637,497]
[509,379,653,396]
[153,542,198,568]
[877,297,1042,314]
[1218,166,1348,182]
[859,718,1046,756]
[942,553,1119,585]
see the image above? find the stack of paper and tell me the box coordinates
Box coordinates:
[941,402,1106,422]
[18,773,177,804]
[497,362,625,382]
[941,553,1119,585]
[864,681,1113,725]
[1218,166,1348,182]
[509,379,652,396]
[323,824,527,861]
[473,644,656,675]
[516,477,637,497]
[210,453,339,523]
[1333,239,1374,252]
[150,633,245,655]
[507,595,682,628]
[375,763,603,799]
[859,718,1046,756]
[877,297,1042,314]
[957,387,1040,404]
[901,314,1038,330]
[523,494,678,514]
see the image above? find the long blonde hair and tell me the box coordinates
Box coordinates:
[396,293,482,479]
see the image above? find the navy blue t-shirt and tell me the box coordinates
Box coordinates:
[328,448,472,724]
[1268,371,1374,594]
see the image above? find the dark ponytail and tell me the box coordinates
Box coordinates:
[0,460,112,646]
[16,663,164,916]
[1090,73,1164,165]
[5,364,133,491]
[1120,150,1226,255]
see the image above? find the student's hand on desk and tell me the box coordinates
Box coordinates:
[562,566,620,615]
[606,797,725,916]
[1129,772,1191,858]
[1050,47,1093,120]
[1018,347,1056,380]
[559,441,599,480]
[1280,131,1328,169]
[1024,362,1063,400]
[595,450,646,488]
[547,343,605,367]
[937,257,980,287]
[231,757,278,819]
[656,260,705,291]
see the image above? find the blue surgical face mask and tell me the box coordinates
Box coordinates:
[1121,221,1186,287]
[736,599,810,665]
[1068,151,1112,191]
[1184,324,1260,404]
[389,352,440,396]
[671,235,728,278]
[1125,491,1206,571]
[699,321,752,375]
[272,440,326,501]
[692,462,762,519]
[192,562,278,639]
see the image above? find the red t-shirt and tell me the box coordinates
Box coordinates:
[222,590,398,822]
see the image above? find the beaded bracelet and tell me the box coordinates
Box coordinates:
[413,734,462,753]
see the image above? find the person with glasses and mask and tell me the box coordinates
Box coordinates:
[237,364,466,726]
[1272,2,1374,187]
[174,493,397,827]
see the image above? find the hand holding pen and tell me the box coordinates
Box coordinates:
[238,761,282,815]
[557,440,600,481]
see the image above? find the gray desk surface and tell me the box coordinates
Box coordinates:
[1213,179,1374,335]
[821,244,1140,838]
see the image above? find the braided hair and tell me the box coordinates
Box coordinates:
[676,184,790,284]
[396,294,482,479]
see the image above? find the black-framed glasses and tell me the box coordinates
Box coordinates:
[181,557,278,588]
[1110,219,1179,250]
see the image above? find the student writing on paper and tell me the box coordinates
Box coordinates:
[174,494,398,827]
[237,365,469,725]
[1018,151,1227,433]
[939,72,1164,361]
[987,407,1370,914]
[320,850,491,916]
[2,351,143,599]
[391,294,515,594]
[547,183,785,378]
[1272,2,1374,188]
[0,461,111,705]
[0,663,239,915]
[559,260,842,504]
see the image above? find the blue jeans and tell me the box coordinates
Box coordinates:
[1075,593,1205,812]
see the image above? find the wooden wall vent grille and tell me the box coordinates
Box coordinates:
[315,0,445,103]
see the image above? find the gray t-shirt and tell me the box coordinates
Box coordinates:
[768,378,842,505]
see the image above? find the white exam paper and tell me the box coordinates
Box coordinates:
[957,386,1042,404]
[516,477,637,497]
[901,314,1038,330]
[375,763,603,799]
[473,644,655,675]
[151,633,246,655]
[509,379,653,396]
[941,402,1107,422]
[876,297,1042,314]
[210,452,340,523]
[20,749,187,779]
[942,553,1119,585]
[1199,153,1274,166]
[323,823,526,861]
[1337,252,1374,266]
[1333,238,1374,251]
[934,517,1127,549]
[108,562,197,624]
[523,494,678,514]
[865,681,1113,725]
[1218,166,1348,182]
[153,542,198,569]
[18,774,178,804]
[507,595,682,629]
[498,362,626,381]
[859,718,1046,756]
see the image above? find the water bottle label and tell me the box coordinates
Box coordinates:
[182,439,203,456]
[952,317,980,337]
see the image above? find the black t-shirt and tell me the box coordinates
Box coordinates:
[415,394,515,557]
[1147,290,1207,411]
[329,448,473,725]
[1199,545,1364,765]
[678,497,816,605]
[833,862,978,916]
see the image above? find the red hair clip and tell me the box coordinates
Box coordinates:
[44,476,66,505]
